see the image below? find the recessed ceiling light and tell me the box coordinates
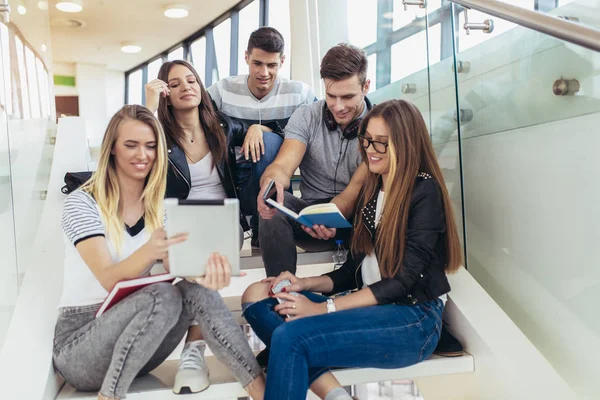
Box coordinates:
[121,42,142,54]
[56,0,83,13]
[41,44,47,52]
[38,1,48,11]
[17,2,27,15]
[164,4,189,19]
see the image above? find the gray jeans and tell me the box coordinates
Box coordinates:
[53,280,261,399]
[259,192,337,277]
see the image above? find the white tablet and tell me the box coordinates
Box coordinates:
[164,198,241,277]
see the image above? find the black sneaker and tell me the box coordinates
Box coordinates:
[250,235,260,249]
[434,324,464,357]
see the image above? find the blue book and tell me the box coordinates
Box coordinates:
[266,199,352,229]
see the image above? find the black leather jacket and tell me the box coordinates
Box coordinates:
[165,111,246,200]
[323,175,451,305]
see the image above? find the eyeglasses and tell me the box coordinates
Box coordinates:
[358,134,389,154]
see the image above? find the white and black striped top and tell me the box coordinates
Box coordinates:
[59,190,154,308]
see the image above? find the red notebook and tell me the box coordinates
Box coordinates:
[96,273,176,318]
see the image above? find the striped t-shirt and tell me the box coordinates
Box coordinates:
[207,74,316,133]
[59,190,154,307]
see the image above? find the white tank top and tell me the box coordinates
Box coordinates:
[186,152,227,201]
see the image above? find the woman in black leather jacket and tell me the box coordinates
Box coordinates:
[241,99,463,400]
[144,60,255,395]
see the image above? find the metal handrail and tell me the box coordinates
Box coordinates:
[449,0,600,52]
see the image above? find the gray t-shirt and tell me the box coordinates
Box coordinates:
[285,99,365,202]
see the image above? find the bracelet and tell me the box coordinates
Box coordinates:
[305,277,312,291]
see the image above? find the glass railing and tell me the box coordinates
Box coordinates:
[369,0,599,398]
[0,4,55,348]
[453,1,599,398]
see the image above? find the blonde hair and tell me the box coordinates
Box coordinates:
[82,105,168,249]
[352,100,463,277]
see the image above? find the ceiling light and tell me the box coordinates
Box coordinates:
[121,42,141,54]
[164,4,189,19]
[41,44,47,52]
[38,1,48,10]
[17,1,27,15]
[56,0,83,13]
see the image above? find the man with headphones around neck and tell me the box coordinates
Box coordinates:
[257,43,371,277]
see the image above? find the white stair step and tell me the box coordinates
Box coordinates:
[57,353,474,399]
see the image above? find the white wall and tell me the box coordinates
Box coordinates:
[53,62,77,97]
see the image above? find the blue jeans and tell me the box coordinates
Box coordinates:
[244,293,444,400]
[236,131,284,233]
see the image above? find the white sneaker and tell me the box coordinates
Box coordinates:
[173,340,210,394]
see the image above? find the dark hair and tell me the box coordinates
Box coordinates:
[320,43,368,85]
[247,27,284,55]
[156,60,227,167]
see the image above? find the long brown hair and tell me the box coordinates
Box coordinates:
[156,60,227,167]
[351,99,462,277]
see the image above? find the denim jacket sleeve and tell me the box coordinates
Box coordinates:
[368,179,446,305]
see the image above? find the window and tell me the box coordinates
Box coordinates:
[147,58,163,82]
[0,23,10,115]
[237,0,260,75]
[25,46,41,118]
[268,0,291,79]
[168,46,184,61]
[347,0,377,49]
[391,24,440,82]
[127,69,143,105]
[36,58,49,118]
[367,54,377,92]
[213,18,232,80]
[15,36,30,119]
[126,1,263,99]
[190,37,206,83]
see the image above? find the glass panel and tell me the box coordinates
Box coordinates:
[0,2,55,350]
[238,0,260,75]
[393,0,441,30]
[190,37,206,83]
[391,24,441,83]
[0,25,17,350]
[15,36,30,119]
[127,69,143,105]
[213,18,231,80]
[35,58,50,118]
[25,47,40,118]
[168,46,184,61]
[0,23,11,116]
[147,58,162,82]
[453,1,600,397]
[367,53,377,93]
[456,2,534,53]
[268,0,291,79]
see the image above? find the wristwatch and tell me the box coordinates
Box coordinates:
[326,298,336,313]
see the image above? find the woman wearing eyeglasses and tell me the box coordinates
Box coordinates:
[241,99,463,400]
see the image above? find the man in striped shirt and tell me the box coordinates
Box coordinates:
[208,27,316,247]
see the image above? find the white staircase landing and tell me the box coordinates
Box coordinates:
[57,354,474,399]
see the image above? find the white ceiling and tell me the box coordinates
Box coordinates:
[49,0,240,71]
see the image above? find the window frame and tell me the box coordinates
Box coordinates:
[125,0,268,105]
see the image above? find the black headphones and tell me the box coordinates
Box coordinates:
[327,97,372,196]
[322,96,373,140]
